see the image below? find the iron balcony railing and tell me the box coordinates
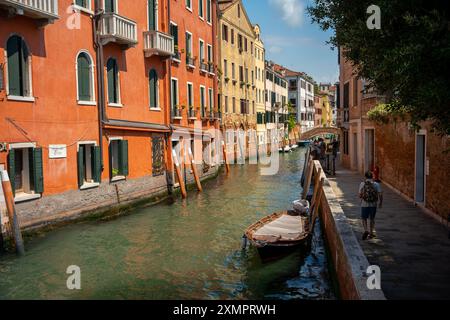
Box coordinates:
[186,56,196,68]
[188,108,197,119]
[144,30,174,58]
[0,0,59,21]
[100,12,138,47]
[173,107,182,119]
[200,61,208,72]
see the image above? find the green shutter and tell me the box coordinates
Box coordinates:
[148,0,156,31]
[20,38,30,97]
[7,36,21,96]
[118,140,129,176]
[107,58,117,104]
[7,150,16,196]
[93,146,101,183]
[173,25,179,47]
[149,69,157,108]
[105,0,114,12]
[77,146,85,188]
[32,148,44,194]
[78,54,91,101]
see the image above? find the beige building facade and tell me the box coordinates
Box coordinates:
[218,0,258,159]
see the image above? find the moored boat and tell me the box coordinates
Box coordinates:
[244,210,310,260]
[297,140,311,147]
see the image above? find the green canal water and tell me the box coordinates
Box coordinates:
[0,149,335,300]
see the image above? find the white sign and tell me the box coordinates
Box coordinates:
[49,145,67,159]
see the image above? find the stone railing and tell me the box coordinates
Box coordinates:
[0,0,59,20]
[144,30,174,57]
[100,12,137,46]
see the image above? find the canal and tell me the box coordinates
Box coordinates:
[0,148,335,300]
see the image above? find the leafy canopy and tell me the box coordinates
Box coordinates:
[308,0,450,135]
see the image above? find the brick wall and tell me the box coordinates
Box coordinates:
[375,121,450,219]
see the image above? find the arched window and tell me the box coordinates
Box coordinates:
[149,69,159,109]
[6,35,31,97]
[106,58,120,104]
[76,52,94,102]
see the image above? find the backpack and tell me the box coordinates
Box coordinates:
[361,181,379,203]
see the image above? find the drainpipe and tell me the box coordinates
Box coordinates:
[93,0,105,171]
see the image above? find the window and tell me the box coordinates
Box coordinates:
[238,34,243,51]
[231,29,235,45]
[232,97,236,113]
[185,0,192,11]
[74,0,92,11]
[107,58,120,105]
[199,0,204,18]
[199,39,205,62]
[207,44,212,63]
[76,51,94,103]
[239,66,243,82]
[170,22,179,54]
[208,88,213,112]
[149,69,159,109]
[224,95,228,113]
[171,78,179,111]
[353,77,358,107]
[244,37,247,52]
[343,131,349,155]
[7,146,43,199]
[231,63,235,80]
[152,136,165,177]
[200,86,206,117]
[104,0,117,13]
[223,59,228,78]
[187,82,194,107]
[6,35,31,98]
[148,0,157,31]
[185,32,193,62]
[222,24,228,41]
[206,0,212,23]
[343,82,350,109]
[237,4,240,18]
[77,143,101,188]
[109,139,128,179]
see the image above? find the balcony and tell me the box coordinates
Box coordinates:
[200,61,208,73]
[100,13,138,48]
[0,0,59,23]
[207,63,215,74]
[186,56,196,69]
[144,30,174,58]
[188,108,197,120]
[173,107,182,120]
[173,50,181,62]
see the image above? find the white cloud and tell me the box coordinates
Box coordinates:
[268,0,304,27]
[268,46,283,54]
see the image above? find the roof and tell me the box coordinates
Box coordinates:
[270,62,315,83]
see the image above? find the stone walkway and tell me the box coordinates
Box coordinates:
[327,166,450,300]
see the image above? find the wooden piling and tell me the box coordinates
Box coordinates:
[310,177,325,233]
[188,148,202,192]
[0,170,25,255]
[222,141,230,174]
[172,150,187,199]
[302,158,314,200]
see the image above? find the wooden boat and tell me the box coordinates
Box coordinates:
[244,210,310,259]
[297,140,311,147]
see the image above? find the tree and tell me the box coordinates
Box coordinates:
[308,0,450,135]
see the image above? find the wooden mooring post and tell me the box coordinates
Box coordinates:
[222,141,230,174]
[0,170,25,255]
[172,150,187,199]
[188,148,202,192]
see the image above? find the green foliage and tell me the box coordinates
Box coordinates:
[288,115,296,132]
[308,0,450,135]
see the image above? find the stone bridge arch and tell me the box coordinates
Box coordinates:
[300,126,341,140]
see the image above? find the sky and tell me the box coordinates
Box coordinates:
[242,0,338,84]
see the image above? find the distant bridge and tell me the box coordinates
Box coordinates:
[300,126,341,140]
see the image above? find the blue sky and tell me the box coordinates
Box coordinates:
[242,0,338,84]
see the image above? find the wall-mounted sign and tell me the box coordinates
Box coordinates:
[49,145,67,159]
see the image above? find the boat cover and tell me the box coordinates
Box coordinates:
[253,215,305,242]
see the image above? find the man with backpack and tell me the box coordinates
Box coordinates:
[359,171,383,240]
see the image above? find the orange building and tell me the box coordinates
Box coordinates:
[168,0,220,181]
[0,0,181,228]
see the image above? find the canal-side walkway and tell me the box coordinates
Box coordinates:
[327,166,450,300]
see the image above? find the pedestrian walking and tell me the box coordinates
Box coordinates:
[359,171,383,240]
